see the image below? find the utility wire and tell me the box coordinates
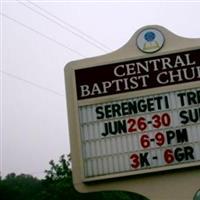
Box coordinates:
[16,0,108,52]
[23,0,111,52]
[1,13,84,57]
[1,70,65,97]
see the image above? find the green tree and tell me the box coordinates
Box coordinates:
[0,155,148,200]
[42,154,148,200]
[0,173,42,200]
[44,154,71,181]
[41,154,80,200]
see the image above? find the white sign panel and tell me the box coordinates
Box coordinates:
[79,88,200,181]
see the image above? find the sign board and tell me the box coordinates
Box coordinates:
[64,25,200,200]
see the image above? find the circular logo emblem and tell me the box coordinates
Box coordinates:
[137,28,165,53]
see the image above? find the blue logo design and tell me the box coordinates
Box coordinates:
[144,31,156,42]
[137,28,164,53]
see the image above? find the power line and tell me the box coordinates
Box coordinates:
[23,0,111,52]
[0,0,3,178]
[1,70,65,97]
[1,12,84,57]
[26,0,111,51]
[16,0,109,52]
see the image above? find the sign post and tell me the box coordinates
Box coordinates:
[64,25,200,200]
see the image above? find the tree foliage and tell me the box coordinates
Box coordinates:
[0,155,147,200]
[0,173,42,200]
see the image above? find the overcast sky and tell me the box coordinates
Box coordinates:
[1,0,200,178]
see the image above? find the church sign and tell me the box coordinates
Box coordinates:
[64,25,200,200]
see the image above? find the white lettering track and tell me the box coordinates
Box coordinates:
[78,88,200,178]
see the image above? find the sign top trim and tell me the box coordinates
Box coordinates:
[65,25,200,73]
